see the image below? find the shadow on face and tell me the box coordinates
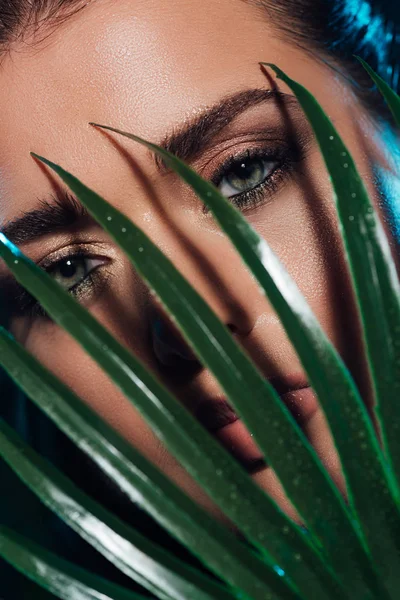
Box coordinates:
[0,0,398,526]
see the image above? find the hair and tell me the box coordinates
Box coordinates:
[258,0,400,123]
[0,0,89,50]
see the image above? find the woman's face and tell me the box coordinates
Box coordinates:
[0,0,397,525]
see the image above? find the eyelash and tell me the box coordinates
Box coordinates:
[10,250,108,321]
[209,142,300,213]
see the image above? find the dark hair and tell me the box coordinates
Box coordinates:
[0,0,89,50]
[256,0,400,123]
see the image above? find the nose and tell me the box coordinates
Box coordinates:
[147,229,264,370]
[150,305,199,367]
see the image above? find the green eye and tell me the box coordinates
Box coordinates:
[49,256,103,291]
[7,253,109,321]
[218,155,278,198]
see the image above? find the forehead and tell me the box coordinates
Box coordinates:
[0,0,335,220]
[0,0,274,127]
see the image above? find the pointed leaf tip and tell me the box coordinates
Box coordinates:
[354,54,400,129]
[89,122,113,131]
[30,152,53,169]
[260,62,279,71]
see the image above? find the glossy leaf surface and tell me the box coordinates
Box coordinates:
[1,58,399,600]
[262,63,400,599]
[1,176,344,600]
[0,526,148,600]
[78,122,388,600]
[0,327,298,600]
[356,55,400,491]
[357,56,400,128]
[0,418,236,600]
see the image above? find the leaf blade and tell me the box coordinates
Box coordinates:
[0,418,238,600]
[74,124,387,600]
[28,152,363,599]
[356,56,400,128]
[261,62,400,599]
[0,525,149,600]
[0,327,305,600]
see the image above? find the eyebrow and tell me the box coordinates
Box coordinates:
[156,87,299,170]
[0,88,298,249]
[0,191,94,247]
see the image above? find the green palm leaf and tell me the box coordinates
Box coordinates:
[354,55,400,490]
[0,418,241,600]
[1,58,400,600]
[259,62,400,598]
[356,56,400,128]
[27,151,383,600]
[0,327,301,600]
[0,526,148,600]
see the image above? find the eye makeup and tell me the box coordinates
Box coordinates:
[0,245,110,322]
[208,140,303,213]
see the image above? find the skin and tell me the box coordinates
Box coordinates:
[0,0,399,527]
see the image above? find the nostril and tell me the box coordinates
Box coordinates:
[226,322,238,335]
[151,315,200,368]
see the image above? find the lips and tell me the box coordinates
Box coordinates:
[194,376,318,474]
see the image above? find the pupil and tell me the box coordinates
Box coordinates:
[225,157,266,195]
[59,259,77,279]
[233,158,261,180]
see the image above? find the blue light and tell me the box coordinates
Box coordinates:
[0,232,22,256]
[331,0,388,66]
[372,125,400,242]
[274,565,286,577]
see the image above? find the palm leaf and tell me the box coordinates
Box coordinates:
[27,151,385,600]
[356,56,400,128]
[1,59,400,599]
[0,327,301,600]
[354,55,400,487]
[0,417,242,600]
[259,62,400,598]
[0,526,148,600]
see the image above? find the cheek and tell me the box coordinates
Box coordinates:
[246,155,368,375]
[26,329,163,459]
[19,320,233,523]
[14,273,170,467]
[249,157,347,310]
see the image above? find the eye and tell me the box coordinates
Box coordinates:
[48,255,104,292]
[3,251,110,322]
[217,152,279,199]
